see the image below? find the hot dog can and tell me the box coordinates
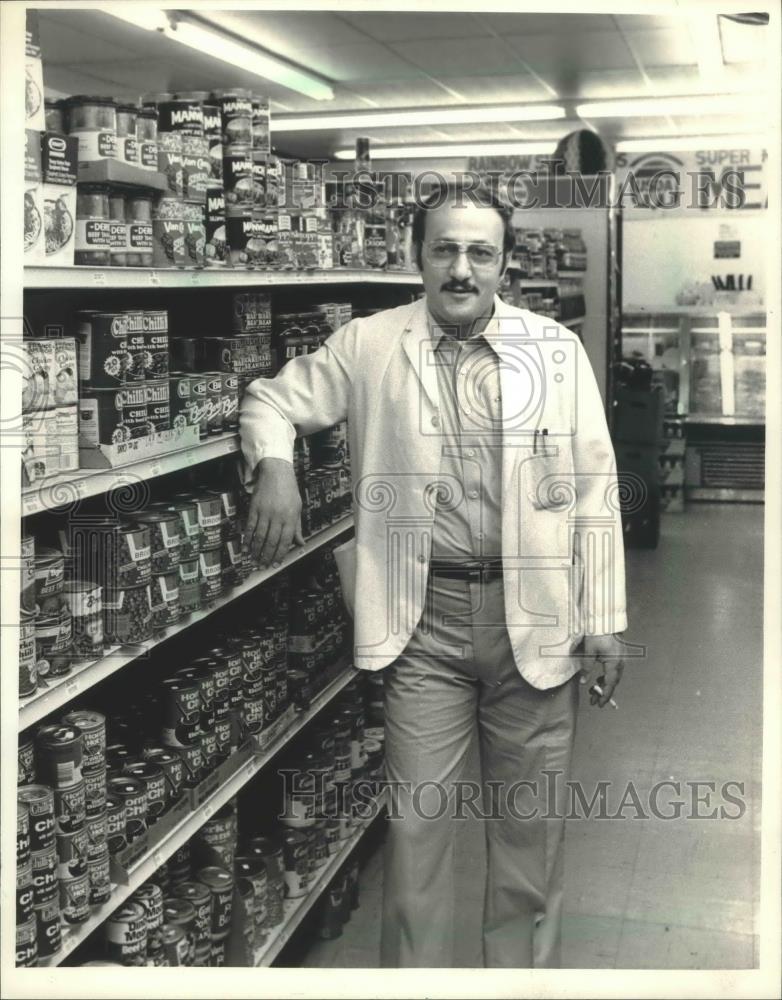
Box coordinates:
[36,724,83,789]
[106,899,148,965]
[85,809,107,858]
[31,845,59,905]
[19,785,55,852]
[195,866,234,940]
[88,845,112,905]
[53,780,86,834]
[15,916,38,967]
[17,860,35,926]
[203,371,223,435]
[171,881,210,953]
[35,898,62,959]
[124,761,167,823]
[56,825,89,879]
[142,747,184,803]
[132,882,164,949]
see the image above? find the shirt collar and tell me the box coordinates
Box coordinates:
[427,301,500,354]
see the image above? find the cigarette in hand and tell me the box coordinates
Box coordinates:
[590,683,618,709]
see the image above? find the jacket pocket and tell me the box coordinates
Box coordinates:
[333,537,357,619]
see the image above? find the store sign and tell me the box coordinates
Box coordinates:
[616,147,768,213]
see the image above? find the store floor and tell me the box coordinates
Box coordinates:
[296,504,763,970]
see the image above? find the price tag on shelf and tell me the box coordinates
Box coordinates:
[153,850,164,869]
[204,804,213,819]
[24,492,42,515]
[190,272,202,286]
[244,759,258,780]
[66,680,79,698]
[149,271,160,286]
[185,449,198,466]
[92,271,107,287]
[149,460,163,478]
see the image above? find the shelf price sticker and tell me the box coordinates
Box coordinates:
[149,460,163,477]
[92,271,107,287]
[149,271,160,286]
[66,679,80,698]
[190,272,202,286]
[23,492,42,515]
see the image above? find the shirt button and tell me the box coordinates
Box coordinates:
[466,448,476,457]
[417,554,426,563]
[469,490,479,500]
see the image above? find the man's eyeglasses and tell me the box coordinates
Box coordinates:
[423,241,503,268]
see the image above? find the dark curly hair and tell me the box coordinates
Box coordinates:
[411,178,516,270]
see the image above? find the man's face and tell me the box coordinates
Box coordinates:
[419,201,506,336]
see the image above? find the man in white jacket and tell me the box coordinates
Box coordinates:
[240,179,627,968]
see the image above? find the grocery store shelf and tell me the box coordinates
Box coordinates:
[684,415,764,427]
[40,662,358,968]
[688,487,764,503]
[24,266,423,291]
[254,789,387,967]
[623,304,766,317]
[22,432,240,517]
[18,515,354,731]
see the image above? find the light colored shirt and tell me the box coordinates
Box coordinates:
[429,313,504,560]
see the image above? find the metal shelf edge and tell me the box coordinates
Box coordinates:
[24,267,423,290]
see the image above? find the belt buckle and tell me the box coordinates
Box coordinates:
[463,559,482,583]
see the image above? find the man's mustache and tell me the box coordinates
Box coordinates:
[441,283,479,293]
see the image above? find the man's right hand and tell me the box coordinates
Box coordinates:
[243,457,304,568]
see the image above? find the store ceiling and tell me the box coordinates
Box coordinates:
[38,8,769,159]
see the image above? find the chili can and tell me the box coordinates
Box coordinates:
[62,709,106,774]
[142,746,184,804]
[15,916,38,968]
[35,545,65,603]
[60,868,90,924]
[145,380,171,432]
[87,845,112,905]
[174,741,203,789]
[17,860,35,927]
[106,775,147,837]
[17,800,32,866]
[53,780,86,835]
[56,825,89,879]
[35,724,83,789]
[105,793,127,854]
[85,809,107,859]
[31,845,59,905]
[106,899,148,965]
[20,532,36,613]
[19,785,55,852]
[35,898,62,959]
[124,761,167,823]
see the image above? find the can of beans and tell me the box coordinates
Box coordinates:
[195,866,234,940]
[221,372,238,431]
[56,825,89,879]
[87,845,112,905]
[220,534,244,589]
[124,761,167,823]
[145,380,171,432]
[17,801,31,866]
[31,845,59,905]
[132,881,164,950]
[150,571,181,628]
[85,808,107,859]
[160,922,190,966]
[234,854,267,944]
[62,709,106,775]
[171,880,210,956]
[103,583,153,646]
[36,724,83,789]
[203,371,223,435]
[17,860,35,926]
[35,545,65,607]
[19,785,55,853]
[15,916,38,967]
[281,829,309,898]
[162,897,197,963]
[142,747,184,804]
[188,492,222,551]
[106,899,148,965]
[107,775,146,839]
[63,580,103,663]
[198,547,222,603]
[19,609,37,697]
[34,609,72,680]
[105,793,127,854]
[135,507,181,573]
[35,898,62,959]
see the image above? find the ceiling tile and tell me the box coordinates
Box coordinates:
[505,32,636,72]
[391,38,525,77]
[484,13,616,35]
[434,74,552,103]
[199,10,371,50]
[39,12,145,65]
[625,29,696,68]
[340,79,465,107]
[560,69,647,99]
[339,12,486,42]
[613,15,687,33]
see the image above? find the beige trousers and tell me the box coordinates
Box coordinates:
[380,573,579,968]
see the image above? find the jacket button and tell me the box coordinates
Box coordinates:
[431,414,440,427]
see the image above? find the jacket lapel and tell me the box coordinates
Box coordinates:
[400,299,441,414]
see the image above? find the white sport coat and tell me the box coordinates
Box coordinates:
[240,295,627,689]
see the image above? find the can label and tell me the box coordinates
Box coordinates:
[133,882,164,935]
[85,810,107,857]
[35,898,62,958]
[31,846,59,904]
[84,768,107,816]
[17,862,35,926]
[18,739,36,787]
[106,901,148,960]
[16,917,38,967]
[17,804,31,866]
[175,742,203,786]
[54,781,86,834]
[20,787,56,852]
[60,869,90,924]
[56,826,89,879]
[19,624,36,692]
[87,847,112,905]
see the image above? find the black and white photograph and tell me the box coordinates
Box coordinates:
[1,2,779,998]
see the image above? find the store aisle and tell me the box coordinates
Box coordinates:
[296,504,764,970]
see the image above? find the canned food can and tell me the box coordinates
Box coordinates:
[209,937,227,966]
[167,497,201,560]
[103,583,153,646]
[106,899,148,964]
[17,800,31,866]
[203,371,223,435]
[160,677,200,739]
[198,547,222,603]
[34,545,65,602]
[63,580,103,663]
[18,736,36,787]
[31,845,59,905]
[191,493,222,550]
[61,709,106,775]
[17,860,35,926]
[168,842,190,882]
[35,898,62,958]
[19,785,56,852]
[86,844,112,905]
[53,780,86,834]
[215,89,252,148]
[174,741,203,788]
[222,148,253,215]
[124,761,167,823]
[36,724,84,792]
[145,379,171,432]
[234,854,267,944]
[132,881,164,948]
[15,916,38,967]
[193,812,234,870]
[34,609,72,680]
[106,775,146,835]
[171,881,210,952]
[75,310,129,389]
[56,825,89,879]
[150,571,181,628]
[195,865,234,940]
[161,897,197,964]
[85,808,107,858]
[105,793,128,854]
[161,922,191,966]
[221,372,238,431]
[281,829,309,898]
[19,611,37,697]
[142,747,184,804]
[158,99,204,136]
[20,533,36,613]
[134,508,181,573]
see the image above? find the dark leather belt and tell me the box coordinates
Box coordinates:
[428,558,504,583]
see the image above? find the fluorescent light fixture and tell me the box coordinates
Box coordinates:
[101,5,169,32]
[577,95,750,118]
[275,104,565,132]
[334,141,557,160]
[102,9,334,101]
[616,134,767,152]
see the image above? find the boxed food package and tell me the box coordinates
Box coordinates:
[25,130,45,265]
[25,11,45,131]
[41,133,78,266]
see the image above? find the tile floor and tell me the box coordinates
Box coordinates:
[292,504,764,970]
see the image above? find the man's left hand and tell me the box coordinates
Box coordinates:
[581,634,625,708]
